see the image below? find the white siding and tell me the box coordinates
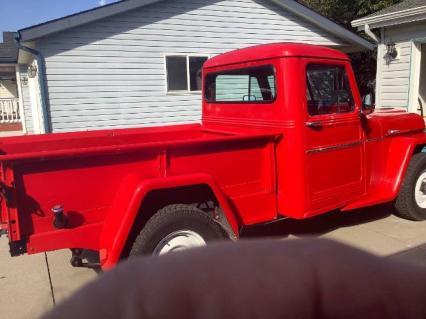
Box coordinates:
[34,0,344,133]
[18,65,34,133]
[379,21,426,108]
[420,44,426,106]
[379,41,411,108]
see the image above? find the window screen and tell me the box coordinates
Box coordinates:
[166,56,188,91]
[306,64,354,115]
[205,65,276,103]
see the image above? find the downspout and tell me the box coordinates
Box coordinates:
[364,24,379,44]
[14,33,49,134]
[363,24,381,107]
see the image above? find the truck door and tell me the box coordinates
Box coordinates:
[303,61,364,214]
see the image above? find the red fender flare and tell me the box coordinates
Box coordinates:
[99,173,239,270]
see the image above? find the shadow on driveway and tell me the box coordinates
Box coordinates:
[241,205,392,238]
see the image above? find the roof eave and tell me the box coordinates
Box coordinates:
[17,0,374,51]
[271,0,374,51]
[18,0,161,42]
[352,5,426,30]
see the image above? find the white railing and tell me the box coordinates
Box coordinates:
[0,98,21,124]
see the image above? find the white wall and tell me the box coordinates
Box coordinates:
[17,65,35,133]
[0,79,18,98]
[378,21,426,110]
[419,44,426,108]
[32,0,345,133]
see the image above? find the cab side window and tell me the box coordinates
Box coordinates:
[306,64,354,116]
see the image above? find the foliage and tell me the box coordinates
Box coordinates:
[298,0,402,96]
[298,0,402,29]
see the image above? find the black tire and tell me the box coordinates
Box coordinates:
[129,204,227,256]
[395,153,426,221]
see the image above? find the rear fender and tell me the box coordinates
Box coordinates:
[99,173,238,270]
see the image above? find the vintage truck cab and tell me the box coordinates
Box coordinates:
[0,43,425,269]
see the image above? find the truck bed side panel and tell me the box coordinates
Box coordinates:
[4,133,277,254]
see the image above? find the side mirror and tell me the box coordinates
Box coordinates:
[361,93,375,115]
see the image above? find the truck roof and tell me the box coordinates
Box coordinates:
[204,43,350,69]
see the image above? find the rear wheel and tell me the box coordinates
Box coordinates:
[129,204,227,256]
[395,153,426,220]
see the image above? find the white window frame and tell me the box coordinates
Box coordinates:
[164,54,210,94]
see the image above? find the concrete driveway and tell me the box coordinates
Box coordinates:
[1,206,426,319]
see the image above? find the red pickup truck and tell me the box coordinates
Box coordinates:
[1,43,425,269]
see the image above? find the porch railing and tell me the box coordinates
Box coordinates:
[0,98,21,123]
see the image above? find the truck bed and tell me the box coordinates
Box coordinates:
[0,124,275,161]
[0,123,280,257]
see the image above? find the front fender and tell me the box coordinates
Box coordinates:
[385,137,418,196]
[344,132,426,211]
[99,173,239,270]
[384,133,426,198]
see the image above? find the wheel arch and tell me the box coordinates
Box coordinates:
[413,143,426,155]
[395,152,426,220]
[99,173,239,270]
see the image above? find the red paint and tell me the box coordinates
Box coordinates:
[0,43,425,269]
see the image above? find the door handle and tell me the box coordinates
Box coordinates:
[305,121,323,130]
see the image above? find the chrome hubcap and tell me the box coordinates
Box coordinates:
[153,230,206,255]
[415,171,426,208]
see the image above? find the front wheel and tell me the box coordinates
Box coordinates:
[129,204,227,257]
[395,153,426,220]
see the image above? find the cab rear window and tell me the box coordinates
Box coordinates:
[205,65,276,103]
[306,64,354,116]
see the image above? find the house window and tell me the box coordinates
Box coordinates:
[306,64,354,115]
[166,55,209,92]
[204,65,276,103]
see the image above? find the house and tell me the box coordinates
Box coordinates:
[352,0,426,115]
[0,32,24,134]
[15,0,373,134]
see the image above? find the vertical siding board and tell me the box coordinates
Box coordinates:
[35,0,345,132]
